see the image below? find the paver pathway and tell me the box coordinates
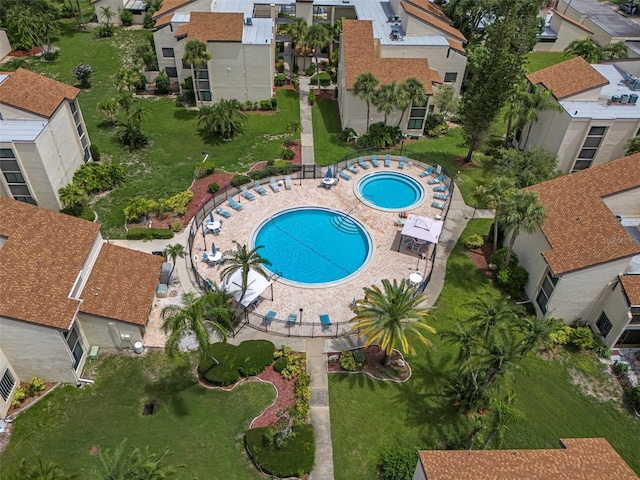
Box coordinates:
[298,77,316,165]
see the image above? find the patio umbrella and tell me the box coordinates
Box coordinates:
[220,268,273,307]
[397,214,444,251]
[209,212,214,222]
[325,167,333,179]
[211,243,217,254]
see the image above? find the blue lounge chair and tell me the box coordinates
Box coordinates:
[432,201,445,210]
[357,157,370,170]
[215,206,231,218]
[384,155,391,167]
[419,166,434,177]
[370,155,380,168]
[346,160,359,174]
[433,183,450,193]
[284,175,292,190]
[287,313,297,326]
[338,168,351,180]
[269,177,280,192]
[433,193,449,201]
[254,181,267,196]
[241,186,256,200]
[228,198,244,211]
[264,310,277,325]
[428,174,445,185]
[398,156,407,169]
[320,313,332,330]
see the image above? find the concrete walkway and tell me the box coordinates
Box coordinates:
[298,76,316,165]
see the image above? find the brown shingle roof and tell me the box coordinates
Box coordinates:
[527,56,608,100]
[342,20,434,94]
[401,1,466,42]
[621,274,640,306]
[0,198,99,330]
[417,438,638,480]
[153,0,193,19]
[154,15,173,28]
[526,153,640,275]
[175,24,189,38]
[80,244,162,326]
[448,38,465,54]
[0,68,80,118]
[550,8,593,34]
[186,12,243,42]
[405,0,451,23]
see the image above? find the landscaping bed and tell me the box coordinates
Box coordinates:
[327,346,410,382]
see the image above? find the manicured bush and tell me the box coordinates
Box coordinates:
[424,113,448,137]
[614,362,630,377]
[170,222,182,233]
[26,377,45,397]
[208,183,220,194]
[462,234,484,249]
[275,73,286,86]
[274,357,289,373]
[245,424,315,477]
[247,163,300,180]
[143,11,155,29]
[230,174,252,187]
[155,70,171,94]
[95,25,114,38]
[199,341,275,385]
[271,97,278,110]
[308,90,316,105]
[260,99,273,111]
[379,447,418,480]
[340,127,357,142]
[549,325,572,345]
[356,122,402,148]
[11,386,26,407]
[352,349,365,366]
[89,144,101,161]
[120,9,133,25]
[570,326,595,350]
[309,72,331,87]
[194,161,216,179]
[72,64,93,88]
[165,190,193,216]
[339,351,362,371]
[627,385,640,410]
[305,64,316,76]
[281,148,295,160]
[73,163,126,194]
[238,340,275,376]
[126,228,174,240]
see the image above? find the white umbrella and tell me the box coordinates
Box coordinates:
[221,268,272,307]
[398,214,444,250]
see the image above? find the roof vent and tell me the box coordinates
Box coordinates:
[245,17,253,25]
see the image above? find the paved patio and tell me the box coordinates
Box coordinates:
[190,163,448,336]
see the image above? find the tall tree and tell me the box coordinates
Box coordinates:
[397,77,426,128]
[443,0,500,44]
[624,136,640,155]
[183,39,211,106]
[288,17,309,69]
[499,189,546,267]
[475,176,515,251]
[305,23,332,90]
[353,72,379,132]
[459,0,543,162]
[465,294,524,343]
[350,279,435,365]
[433,84,458,119]
[218,241,272,305]
[493,147,561,188]
[163,243,186,281]
[374,81,403,125]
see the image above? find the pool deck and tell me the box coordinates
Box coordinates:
[191,164,447,336]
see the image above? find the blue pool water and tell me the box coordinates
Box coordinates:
[253,207,372,286]
[356,172,424,210]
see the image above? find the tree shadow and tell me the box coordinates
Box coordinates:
[143,359,197,418]
[173,108,198,121]
[329,370,393,393]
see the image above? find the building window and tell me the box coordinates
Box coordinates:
[166,67,178,78]
[444,72,458,83]
[198,80,210,91]
[572,126,607,172]
[596,311,613,338]
[64,323,84,370]
[0,150,37,206]
[536,266,558,314]
[200,90,212,102]
[0,369,15,401]
[68,100,90,163]
[198,70,209,79]
[407,118,423,130]
[162,48,175,58]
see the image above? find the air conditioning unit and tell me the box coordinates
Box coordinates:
[245,17,253,25]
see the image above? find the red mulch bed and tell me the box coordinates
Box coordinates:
[141,140,302,231]
[467,240,497,279]
[8,46,42,57]
[327,346,410,381]
[250,363,298,428]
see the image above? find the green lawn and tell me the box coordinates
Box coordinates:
[525,52,570,72]
[25,20,299,238]
[312,97,353,165]
[329,219,640,479]
[0,352,274,479]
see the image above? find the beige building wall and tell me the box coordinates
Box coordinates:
[586,280,633,347]
[0,103,42,120]
[511,229,553,307]
[519,107,571,165]
[0,29,11,60]
[412,462,427,480]
[0,316,87,383]
[155,24,182,76]
[535,15,594,53]
[295,1,313,24]
[602,188,640,216]
[94,0,125,25]
[78,313,144,348]
[0,349,18,419]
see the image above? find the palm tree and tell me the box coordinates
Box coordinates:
[374,82,401,125]
[6,458,76,480]
[398,78,426,129]
[499,190,546,267]
[563,38,605,63]
[163,243,186,281]
[305,24,332,91]
[100,6,115,27]
[465,294,523,343]
[88,440,180,480]
[161,290,233,362]
[218,241,272,304]
[353,72,379,132]
[58,184,88,216]
[97,97,119,124]
[602,40,628,60]
[198,99,247,139]
[288,17,309,68]
[475,176,516,251]
[183,39,211,106]
[481,390,522,449]
[517,85,563,148]
[350,279,436,365]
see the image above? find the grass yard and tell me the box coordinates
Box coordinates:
[525,52,571,72]
[312,97,353,165]
[24,20,300,238]
[0,352,274,479]
[329,219,640,479]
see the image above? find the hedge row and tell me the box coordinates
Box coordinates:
[199,340,275,385]
[126,227,174,240]
[245,424,315,477]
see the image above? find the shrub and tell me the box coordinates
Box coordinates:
[613,362,630,377]
[592,341,611,359]
[247,163,300,181]
[549,325,572,345]
[627,385,640,410]
[26,377,45,397]
[72,64,93,88]
[237,340,275,376]
[170,222,182,233]
[281,148,295,160]
[379,447,417,480]
[154,70,171,94]
[230,174,252,187]
[120,9,133,25]
[275,73,286,86]
[73,163,125,194]
[178,77,195,106]
[340,127,357,142]
[292,64,299,74]
[357,122,402,148]
[427,123,449,137]
[305,64,316,76]
[89,144,101,162]
[95,25,114,38]
[309,72,331,87]
[165,190,194,216]
[353,349,365,366]
[194,161,216,179]
[339,350,362,371]
[274,357,289,373]
[489,247,516,269]
[570,326,595,350]
[208,182,220,194]
[271,97,278,110]
[495,264,528,298]
[245,424,315,476]
[463,234,484,249]
[423,113,447,137]
[143,11,155,29]
[293,373,311,423]
[11,386,26,407]
[200,341,275,383]
[126,228,174,240]
[308,90,316,105]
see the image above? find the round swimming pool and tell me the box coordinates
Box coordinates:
[252,207,373,287]
[355,171,425,211]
